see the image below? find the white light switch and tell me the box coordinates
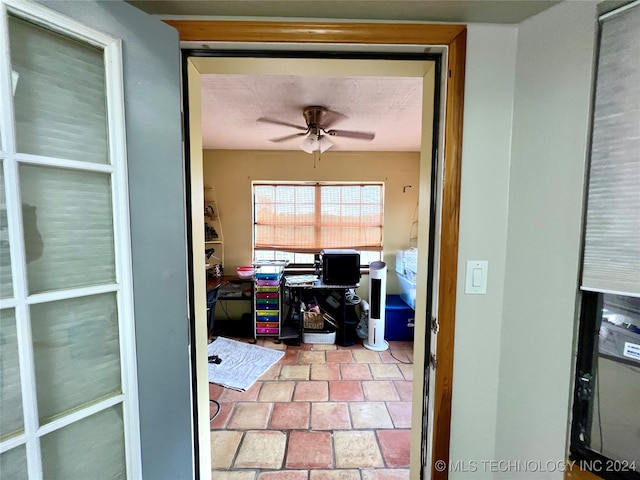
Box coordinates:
[472,268,482,287]
[465,260,488,294]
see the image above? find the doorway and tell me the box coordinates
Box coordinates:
[193,56,433,478]
[173,21,466,480]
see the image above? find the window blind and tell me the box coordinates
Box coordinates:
[254,183,383,253]
[581,3,640,297]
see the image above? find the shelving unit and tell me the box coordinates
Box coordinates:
[204,188,224,275]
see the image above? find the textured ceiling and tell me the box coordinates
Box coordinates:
[129,0,562,152]
[201,73,424,151]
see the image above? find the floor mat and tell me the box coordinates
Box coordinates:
[207,337,284,391]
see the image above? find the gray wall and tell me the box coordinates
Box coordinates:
[449,23,517,475]
[450,2,598,478]
[37,2,192,479]
[495,1,597,477]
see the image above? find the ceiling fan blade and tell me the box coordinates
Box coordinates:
[257,117,308,131]
[322,109,348,128]
[269,132,308,143]
[325,129,375,141]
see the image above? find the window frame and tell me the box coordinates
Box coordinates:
[252,181,384,268]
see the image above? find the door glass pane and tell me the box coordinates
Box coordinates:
[8,15,108,164]
[0,308,23,440]
[0,444,28,480]
[31,293,121,424]
[0,162,13,298]
[20,164,116,294]
[41,405,126,479]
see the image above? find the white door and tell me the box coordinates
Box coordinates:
[0,1,186,478]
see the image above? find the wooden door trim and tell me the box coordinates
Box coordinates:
[432,26,466,480]
[169,20,466,480]
[163,20,465,46]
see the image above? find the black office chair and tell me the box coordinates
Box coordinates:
[207,286,220,333]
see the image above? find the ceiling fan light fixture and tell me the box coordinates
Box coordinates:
[262,105,374,152]
[300,135,318,153]
[318,135,333,153]
[300,133,333,154]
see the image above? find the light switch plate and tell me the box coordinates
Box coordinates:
[465,260,488,294]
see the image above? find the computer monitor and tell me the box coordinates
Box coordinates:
[321,249,361,285]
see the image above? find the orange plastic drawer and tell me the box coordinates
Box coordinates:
[256,321,279,329]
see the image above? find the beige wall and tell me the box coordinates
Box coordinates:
[203,149,421,300]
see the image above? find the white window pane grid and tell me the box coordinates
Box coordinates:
[40,404,126,479]
[255,249,380,266]
[9,14,109,165]
[0,161,13,298]
[0,3,138,478]
[254,183,383,253]
[0,308,23,440]
[19,164,116,295]
[0,443,28,479]
[31,293,121,425]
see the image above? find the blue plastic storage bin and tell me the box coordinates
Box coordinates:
[385,294,415,341]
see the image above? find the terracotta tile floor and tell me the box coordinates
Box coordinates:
[209,337,414,480]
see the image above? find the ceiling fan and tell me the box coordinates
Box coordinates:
[257,106,375,153]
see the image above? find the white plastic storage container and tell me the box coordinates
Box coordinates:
[302,330,336,344]
[397,273,416,310]
[396,248,417,282]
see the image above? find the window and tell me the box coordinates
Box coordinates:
[570,3,640,478]
[253,182,383,266]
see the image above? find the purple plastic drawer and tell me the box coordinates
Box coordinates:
[256,279,279,286]
[256,327,279,334]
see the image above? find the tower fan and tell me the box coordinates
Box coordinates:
[364,261,389,351]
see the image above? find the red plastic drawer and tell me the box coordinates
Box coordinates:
[256,292,279,299]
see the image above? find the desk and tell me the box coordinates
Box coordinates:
[206,275,253,333]
[284,277,360,346]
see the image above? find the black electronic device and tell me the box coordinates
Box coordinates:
[321,249,361,285]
